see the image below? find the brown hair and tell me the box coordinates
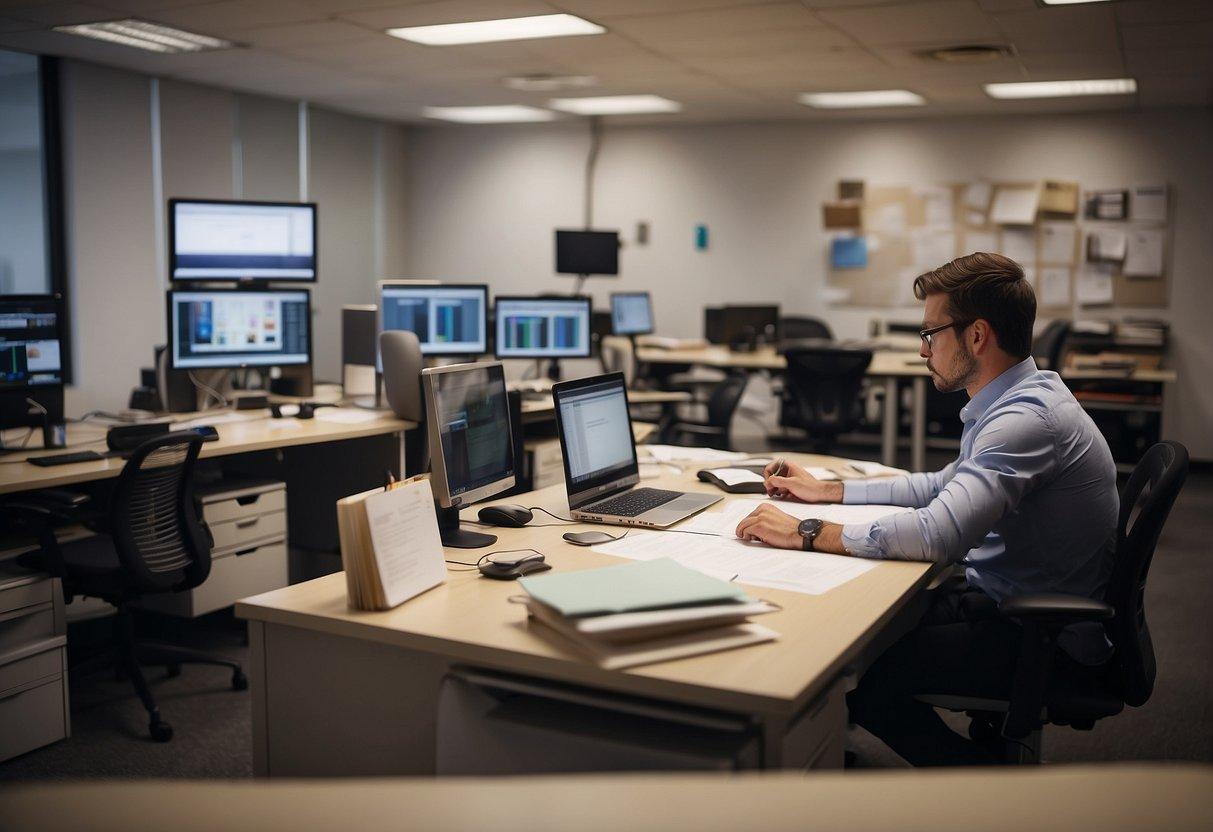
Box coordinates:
[913,252,1036,359]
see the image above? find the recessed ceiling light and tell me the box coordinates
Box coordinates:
[387,14,604,46]
[799,90,925,108]
[53,19,233,53]
[421,105,556,124]
[548,95,681,115]
[504,74,599,93]
[984,78,1137,99]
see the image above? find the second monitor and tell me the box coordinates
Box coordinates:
[610,291,653,336]
[494,296,591,360]
[379,282,488,357]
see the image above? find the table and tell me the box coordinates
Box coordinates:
[5,765,1211,832]
[236,452,937,776]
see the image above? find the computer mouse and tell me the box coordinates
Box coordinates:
[562,530,620,547]
[477,504,534,528]
[478,552,550,581]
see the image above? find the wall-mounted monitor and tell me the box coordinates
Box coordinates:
[167,288,312,370]
[555,229,619,276]
[494,296,591,360]
[169,199,317,282]
[378,282,488,357]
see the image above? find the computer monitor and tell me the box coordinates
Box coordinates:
[0,295,65,437]
[167,288,312,370]
[721,305,780,348]
[494,296,591,360]
[422,362,516,549]
[379,282,488,358]
[610,292,654,336]
[169,199,317,282]
[555,229,619,276]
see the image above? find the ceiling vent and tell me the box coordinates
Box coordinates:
[502,74,599,92]
[919,44,1015,64]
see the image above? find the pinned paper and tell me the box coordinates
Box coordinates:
[870,203,908,236]
[1131,184,1168,223]
[962,229,998,255]
[911,229,957,273]
[990,184,1039,225]
[1084,190,1128,221]
[1077,264,1115,306]
[823,202,862,229]
[831,236,868,269]
[1038,180,1079,217]
[964,182,992,212]
[1086,228,1127,262]
[1039,223,1077,264]
[1000,227,1036,265]
[916,186,955,229]
[1124,229,1165,277]
[1040,267,1072,307]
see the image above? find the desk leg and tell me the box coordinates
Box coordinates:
[911,377,927,473]
[881,377,898,468]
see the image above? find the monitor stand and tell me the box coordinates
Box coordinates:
[435,503,496,549]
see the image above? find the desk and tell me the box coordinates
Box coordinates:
[236,452,936,776]
[637,345,1176,473]
[5,765,1211,832]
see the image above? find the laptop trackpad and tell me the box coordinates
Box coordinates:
[649,493,718,517]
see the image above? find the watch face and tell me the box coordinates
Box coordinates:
[798,518,824,536]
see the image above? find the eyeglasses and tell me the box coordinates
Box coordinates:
[919,320,972,349]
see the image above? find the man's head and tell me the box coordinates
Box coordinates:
[913,252,1036,394]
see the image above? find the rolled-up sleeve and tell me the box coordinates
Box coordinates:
[842,408,1055,561]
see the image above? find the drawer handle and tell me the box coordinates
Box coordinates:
[234,547,258,557]
[236,494,262,506]
[235,517,261,529]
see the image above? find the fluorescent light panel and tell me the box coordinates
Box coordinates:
[548,95,681,115]
[800,90,925,108]
[1039,1,1113,5]
[422,106,555,124]
[388,14,603,46]
[985,78,1137,99]
[54,19,232,53]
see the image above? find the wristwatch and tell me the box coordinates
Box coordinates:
[797,518,825,552]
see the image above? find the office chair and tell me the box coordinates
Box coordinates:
[778,316,833,342]
[919,441,1189,764]
[5,432,246,742]
[665,371,749,451]
[778,346,873,453]
[1032,319,1071,371]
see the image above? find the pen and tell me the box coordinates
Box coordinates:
[770,457,789,498]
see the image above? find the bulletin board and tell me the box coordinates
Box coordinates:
[822,180,1171,312]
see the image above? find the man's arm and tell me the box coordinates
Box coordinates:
[842,460,960,509]
[841,407,1056,562]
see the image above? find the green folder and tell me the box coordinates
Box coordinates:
[519,558,751,618]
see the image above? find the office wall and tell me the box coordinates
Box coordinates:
[58,60,410,412]
[404,110,1213,460]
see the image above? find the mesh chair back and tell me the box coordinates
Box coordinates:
[780,347,873,438]
[108,431,212,595]
[779,316,833,342]
[1032,319,1070,370]
[706,371,749,429]
[599,336,636,386]
[1106,441,1188,707]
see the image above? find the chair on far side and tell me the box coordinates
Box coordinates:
[779,316,833,342]
[665,371,749,451]
[778,346,873,453]
[1033,319,1071,371]
[5,432,246,743]
[920,440,1189,763]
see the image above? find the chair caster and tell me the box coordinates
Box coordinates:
[149,719,173,742]
[166,663,182,678]
[232,669,249,691]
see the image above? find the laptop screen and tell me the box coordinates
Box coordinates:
[554,374,638,499]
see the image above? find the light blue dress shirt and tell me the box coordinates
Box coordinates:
[840,357,1118,663]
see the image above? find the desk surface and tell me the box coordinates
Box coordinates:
[5,765,1210,832]
[636,344,1177,383]
[236,453,934,717]
[0,411,412,496]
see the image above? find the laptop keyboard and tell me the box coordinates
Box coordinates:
[586,488,683,518]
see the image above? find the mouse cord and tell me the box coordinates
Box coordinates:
[527,506,577,524]
[446,548,546,571]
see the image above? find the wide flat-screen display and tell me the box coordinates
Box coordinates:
[379,283,488,357]
[495,296,591,359]
[170,199,317,282]
[168,289,311,369]
[0,295,62,390]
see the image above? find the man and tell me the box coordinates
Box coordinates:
[735,252,1118,765]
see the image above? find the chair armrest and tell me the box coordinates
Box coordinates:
[999,593,1114,627]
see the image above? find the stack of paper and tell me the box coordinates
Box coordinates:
[518,558,778,669]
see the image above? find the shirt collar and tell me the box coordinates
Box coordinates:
[960,357,1039,424]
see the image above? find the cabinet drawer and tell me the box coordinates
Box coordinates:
[0,677,68,763]
[0,640,64,696]
[0,576,53,617]
[203,486,286,525]
[0,605,56,656]
[782,679,845,770]
[140,542,288,618]
[210,511,286,554]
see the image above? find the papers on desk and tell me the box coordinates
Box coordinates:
[314,407,384,424]
[679,498,911,538]
[641,445,749,464]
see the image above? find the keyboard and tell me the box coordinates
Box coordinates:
[27,450,106,467]
[586,487,682,518]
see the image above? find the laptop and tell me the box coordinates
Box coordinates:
[552,372,721,528]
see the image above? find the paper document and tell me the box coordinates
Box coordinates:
[362,480,446,609]
[708,468,764,486]
[1000,227,1036,264]
[1077,264,1115,306]
[679,499,912,538]
[1039,223,1077,264]
[1040,267,1072,307]
[1124,229,1165,278]
[641,445,748,463]
[314,407,383,424]
[806,467,840,481]
[593,528,878,596]
[917,186,955,228]
[990,184,1039,225]
[963,182,992,212]
[1131,184,1168,222]
[1086,229,1126,263]
[962,229,997,255]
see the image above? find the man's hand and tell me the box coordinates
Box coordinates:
[764,459,845,504]
[735,503,803,550]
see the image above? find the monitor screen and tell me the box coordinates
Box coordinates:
[379,283,488,357]
[555,230,619,276]
[170,199,317,282]
[168,289,311,370]
[0,295,62,390]
[495,296,591,359]
[554,374,637,490]
[721,305,780,345]
[424,362,515,507]
[610,292,653,336]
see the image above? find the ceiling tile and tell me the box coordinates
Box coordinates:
[555,0,781,18]
[1126,47,1213,75]
[817,0,1001,47]
[993,6,1119,54]
[4,3,125,26]
[1120,21,1213,52]
[1016,50,1125,78]
[606,3,826,40]
[147,0,324,37]
[1115,0,1213,26]
[1133,73,1212,107]
[235,19,376,48]
[637,27,856,61]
